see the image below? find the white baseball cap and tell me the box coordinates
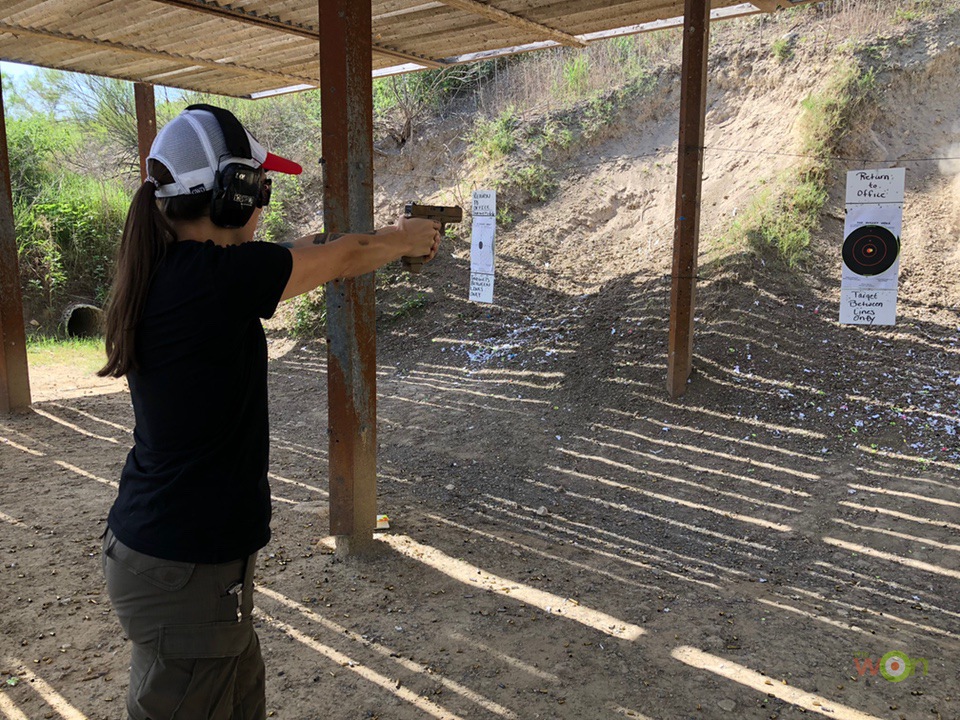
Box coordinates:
[148,105,302,198]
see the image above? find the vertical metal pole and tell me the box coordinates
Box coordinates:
[666,0,710,399]
[0,73,32,414]
[318,0,378,554]
[134,83,157,183]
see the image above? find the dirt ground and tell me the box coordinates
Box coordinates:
[2,273,959,720]
[2,5,960,720]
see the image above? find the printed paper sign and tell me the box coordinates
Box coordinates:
[841,209,901,289]
[843,204,903,239]
[840,288,897,326]
[471,216,496,274]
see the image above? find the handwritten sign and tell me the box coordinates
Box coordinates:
[840,289,897,326]
[470,190,496,304]
[472,190,496,217]
[469,273,494,304]
[845,168,906,204]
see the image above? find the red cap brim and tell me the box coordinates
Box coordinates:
[262,152,302,175]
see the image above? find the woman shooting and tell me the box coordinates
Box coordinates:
[98,104,439,720]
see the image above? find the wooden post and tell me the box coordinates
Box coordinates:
[134,83,157,183]
[318,0,378,555]
[666,0,711,398]
[0,73,32,414]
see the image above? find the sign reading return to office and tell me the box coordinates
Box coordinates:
[469,190,496,304]
[840,169,905,326]
[845,168,906,204]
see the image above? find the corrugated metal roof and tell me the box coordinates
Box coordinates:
[0,0,810,97]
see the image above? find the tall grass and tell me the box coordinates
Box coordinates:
[477,32,675,119]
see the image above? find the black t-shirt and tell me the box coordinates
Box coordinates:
[108,240,293,564]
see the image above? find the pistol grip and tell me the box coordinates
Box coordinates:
[402,256,424,273]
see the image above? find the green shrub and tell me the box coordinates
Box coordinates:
[469,107,520,161]
[291,289,327,338]
[529,117,575,156]
[373,63,495,145]
[7,115,80,199]
[505,164,557,202]
[583,95,616,139]
[737,181,827,268]
[16,169,127,307]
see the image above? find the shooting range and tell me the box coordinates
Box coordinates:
[0,0,821,544]
[1,1,959,718]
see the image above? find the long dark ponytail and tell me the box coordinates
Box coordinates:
[98,161,211,378]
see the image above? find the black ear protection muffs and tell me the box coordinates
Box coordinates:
[187,103,270,229]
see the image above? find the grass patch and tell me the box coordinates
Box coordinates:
[389,291,429,320]
[27,336,105,373]
[771,38,793,62]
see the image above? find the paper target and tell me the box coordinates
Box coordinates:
[880,651,911,682]
[842,225,900,277]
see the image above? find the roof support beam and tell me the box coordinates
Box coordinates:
[135,84,157,184]
[667,0,710,398]
[151,0,445,68]
[750,0,792,12]
[319,0,379,555]
[0,75,32,414]
[435,0,586,47]
[0,22,315,87]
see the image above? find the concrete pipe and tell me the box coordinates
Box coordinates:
[62,303,103,338]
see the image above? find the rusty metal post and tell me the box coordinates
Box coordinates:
[134,83,157,183]
[666,0,710,399]
[0,73,32,414]
[318,0,377,555]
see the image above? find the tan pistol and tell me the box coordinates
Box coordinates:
[402,202,463,273]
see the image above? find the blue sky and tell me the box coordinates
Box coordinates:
[1,61,38,81]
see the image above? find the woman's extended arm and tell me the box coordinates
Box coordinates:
[279,217,439,301]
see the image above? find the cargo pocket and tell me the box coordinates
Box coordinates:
[105,532,196,592]
[131,620,254,720]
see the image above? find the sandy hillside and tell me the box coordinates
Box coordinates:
[2,4,959,720]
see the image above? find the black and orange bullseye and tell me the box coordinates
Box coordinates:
[842,224,900,276]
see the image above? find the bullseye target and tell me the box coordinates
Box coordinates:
[842,225,900,277]
[880,651,911,682]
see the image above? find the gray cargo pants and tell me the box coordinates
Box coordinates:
[102,529,266,720]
